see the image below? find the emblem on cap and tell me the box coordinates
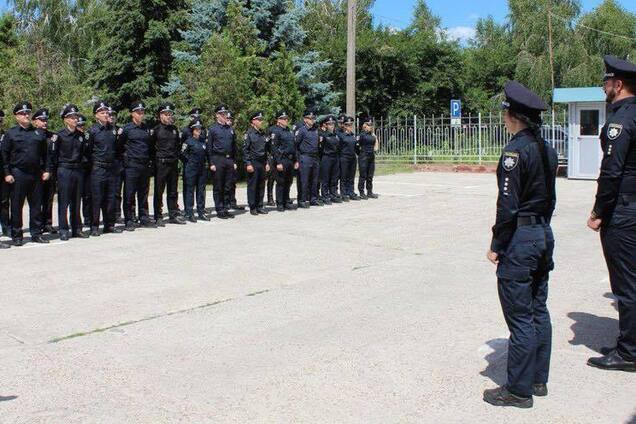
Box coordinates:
[607,123,623,140]
[502,152,519,172]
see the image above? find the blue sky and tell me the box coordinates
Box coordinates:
[372,0,636,41]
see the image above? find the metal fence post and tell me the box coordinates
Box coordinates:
[478,112,482,165]
[413,115,418,165]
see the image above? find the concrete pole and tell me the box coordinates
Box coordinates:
[346,0,356,117]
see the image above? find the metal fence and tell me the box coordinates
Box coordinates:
[374,111,569,165]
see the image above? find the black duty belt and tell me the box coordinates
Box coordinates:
[517,216,547,226]
[213,154,232,159]
[156,157,177,164]
[93,160,113,168]
[620,194,636,205]
[58,163,83,169]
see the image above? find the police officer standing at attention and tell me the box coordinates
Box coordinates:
[270,110,299,211]
[224,111,244,212]
[0,107,10,242]
[86,101,123,236]
[50,104,88,241]
[207,104,237,219]
[339,116,359,201]
[357,117,379,199]
[181,118,209,222]
[109,107,125,225]
[319,115,342,205]
[31,108,58,235]
[295,110,321,208]
[76,114,92,230]
[151,102,186,226]
[120,101,156,231]
[1,102,50,245]
[244,111,270,215]
[586,55,636,372]
[483,81,558,409]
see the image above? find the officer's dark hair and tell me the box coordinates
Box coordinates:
[620,77,636,95]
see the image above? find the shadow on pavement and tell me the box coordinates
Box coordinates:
[568,311,618,354]
[0,395,17,402]
[480,338,508,386]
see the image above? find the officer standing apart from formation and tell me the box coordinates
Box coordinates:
[319,115,342,205]
[120,101,156,231]
[338,115,359,201]
[1,102,50,245]
[357,117,379,199]
[87,101,123,236]
[0,108,10,242]
[483,81,558,409]
[244,111,271,215]
[586,55,636,372]
[31,108,57,235]
[50,104,89,240]
[295,110,321,208]
[207,105,238,219]
[270,110,299,211]
[181,118,209,222]
[151,103,186,226]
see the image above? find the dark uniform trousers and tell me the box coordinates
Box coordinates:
[41,175,56,229]
[184,162,207,216]
[154,159,179,220]
[0,178,11,235]
[320,154,340,199]
[299,154,319,203]
[358,152,375,194]
[295,167,302,202]
[340,155,357,196]
[57,166,83,233]
[600,201,636,362]
[267,158,276,202]
[91,163,118,229]
[496,223,554,398]
[223,167,239,208]
[211,155,234,213]
[114,160,125,220]
[276,158,294,206]
[82,164,92,227]
[124,160,150,223]
[10,168,43,238]
[247,159,266,210]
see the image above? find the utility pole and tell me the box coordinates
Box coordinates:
[547,0,555,92]
[346,0,356,117]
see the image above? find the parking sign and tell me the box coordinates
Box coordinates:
[451,100,461,127]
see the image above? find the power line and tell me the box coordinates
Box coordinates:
[549,11,636,42]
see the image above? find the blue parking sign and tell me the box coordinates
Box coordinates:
[450,100,461,118]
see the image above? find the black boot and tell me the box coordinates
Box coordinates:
[124,221,136,232]
[257,208,268,215]
[483,386,532,408]
[532,384,548,397]
[31,235,50,244]
[587,350,636,372]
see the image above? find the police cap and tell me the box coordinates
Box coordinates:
[603,55,636,82]
[13,101,32,115]
[501,81,547,123]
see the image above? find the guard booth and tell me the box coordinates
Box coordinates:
[553,87,606,180]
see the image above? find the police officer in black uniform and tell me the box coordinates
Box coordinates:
[86,101,123,236]
[0,107,10,243]
[151,102,186,226]
[224,111,244,212]
[181,108,205,141]
[270,110,299,211]
[586,55,636,372]
[357,117,379,199]
[243,111,270,215]
[109,107,126,225]
[295,110,322,208]
[181,118,209,222]
[207,104,237,219]
[120,101,156,231]
[50,104,89,241]
[338,116,359,201]
[31,108,58,235]
[483,81,558,409]
[1,102,50,245]
[76,114,92,229]
[319,115,342,205]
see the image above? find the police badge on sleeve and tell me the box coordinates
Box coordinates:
[607,123,623,140]
[502,152,519,172]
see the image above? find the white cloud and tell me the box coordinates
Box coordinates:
[444,26,477,43]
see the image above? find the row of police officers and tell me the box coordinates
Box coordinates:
[0,102,379,246]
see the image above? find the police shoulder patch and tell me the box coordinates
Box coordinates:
[117,128,123,136]
[502,151,519,172]
[607,123,623,140]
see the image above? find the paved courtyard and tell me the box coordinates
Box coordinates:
[0,171,634,423]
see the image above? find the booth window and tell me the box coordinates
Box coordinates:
[580,110,600,136]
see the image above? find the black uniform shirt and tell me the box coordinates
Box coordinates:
[490,129,558,252]
[182,135,207,166]
[270,125,296,162]
[121,122,153,162]
[320,130,340,156]
[243,127,270,165]
[152,123,181,160]
[593,96,636,221]
[338,130,358,157]
[207,123,236,159]
[295,124,320,156]
[357,131,377,154]
[1,125,48,174]
[49,128,86,171]
[87,123,121,164]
